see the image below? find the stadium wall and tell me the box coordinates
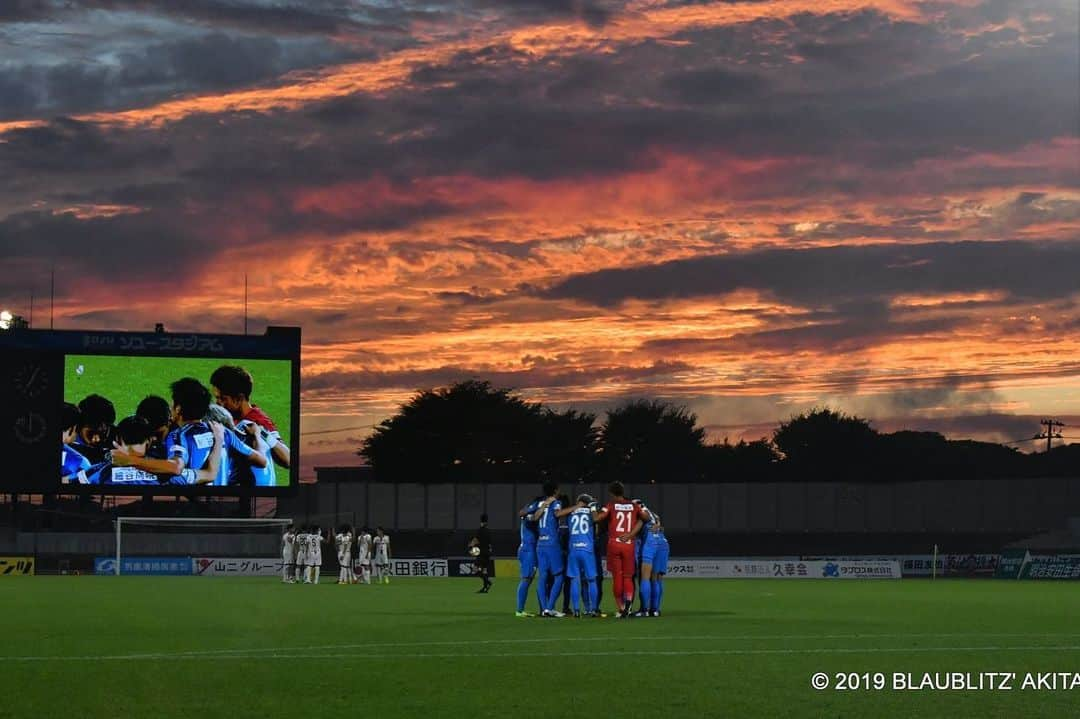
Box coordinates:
[293,474,1080,537]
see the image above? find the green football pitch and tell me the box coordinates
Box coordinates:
[1,578,1077,718]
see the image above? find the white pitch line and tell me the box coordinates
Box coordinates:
[5,635,1079,663]
[5,633,1074,661]
[6,645,1080,662]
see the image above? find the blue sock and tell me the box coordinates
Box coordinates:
[654,579,663,612]
[538,573,549,610]
[640,577,652,613]
[588,579,598,613]
[570,577,581,613]
[547,574,564,611]
[516,577,532,612]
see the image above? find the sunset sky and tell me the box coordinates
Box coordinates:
[1,0,1078,476]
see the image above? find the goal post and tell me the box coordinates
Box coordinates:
[112,517,293,576]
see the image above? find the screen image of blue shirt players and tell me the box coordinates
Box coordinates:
[164,421,217,484]
[61,403,93,484]
[205,405,269,486]
[566,495,601,615]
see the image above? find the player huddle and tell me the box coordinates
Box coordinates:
[280,525,391,585]
[516,480,669,618]
[61,365,289,486]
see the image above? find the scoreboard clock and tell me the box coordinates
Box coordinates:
[0,351,62,491]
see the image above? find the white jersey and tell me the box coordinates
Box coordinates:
[356,533,372,562]
[335,532,353,563]
[295,533,309,564]
[309,532,323,564]
[282,531,296,562]
[373,535,390,564]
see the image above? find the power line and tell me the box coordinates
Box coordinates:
[1001,437,1040,446]
[1037,418,1065,453]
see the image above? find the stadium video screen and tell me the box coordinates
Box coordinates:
[61,355,294,491]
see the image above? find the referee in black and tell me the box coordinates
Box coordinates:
[469,514,493,593]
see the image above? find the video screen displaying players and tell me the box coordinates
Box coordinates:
[61,355,293,490]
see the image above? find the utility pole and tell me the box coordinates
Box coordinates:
[1038,419,1064,453]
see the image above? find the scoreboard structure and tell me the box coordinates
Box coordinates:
[0,326,300,496]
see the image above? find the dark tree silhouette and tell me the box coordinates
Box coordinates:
[359,381,598,482]
[876,431,1027,480]
[773,408,877,479]
[600,400,706,483]
[359,381,1071,484]
[535,408,600,483]
[703,438,779,481]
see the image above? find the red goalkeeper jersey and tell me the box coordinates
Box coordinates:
[604,501,644,545]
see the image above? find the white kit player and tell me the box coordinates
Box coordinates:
[373,526,391,584]
[281,524,297,583]
[335,526,354,585]
[309,526,324,585]
[295,526,310,583]
[356,528,373,585]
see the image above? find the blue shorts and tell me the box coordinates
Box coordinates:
[518,544,537,578]
[566,550,597,580]
[537,544,565,576]
[642,539,669,574]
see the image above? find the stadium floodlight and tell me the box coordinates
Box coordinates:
[0,310,12,330]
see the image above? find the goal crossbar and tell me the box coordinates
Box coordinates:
[113,517,292,576]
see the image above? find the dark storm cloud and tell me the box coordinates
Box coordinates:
[0,1,1073,252]
[463,0,619,27]
[44,63,111,112]
[0,0,56,23]
[5,2,1073,189]
[74,0,396,36]
[0,66,39,118]
[0,32,352,120]
[0,118,171,174]
[395,10,1076,177]
[546,240,1080,308]
[118,32,284,90]
[0,208,213,282]
[659,67,768,104]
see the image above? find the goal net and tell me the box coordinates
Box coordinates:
[112,517,293,576]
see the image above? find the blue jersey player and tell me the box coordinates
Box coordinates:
[637,508,669,617]
[61,403,92,484]
[566,494,603,617]
[529,481,576,618]
[111,378,223,484]
[205,405,268,486]
[515,496,542,617]
[236,419,275,486]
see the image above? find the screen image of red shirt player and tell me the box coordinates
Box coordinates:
[594,481,651,618]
